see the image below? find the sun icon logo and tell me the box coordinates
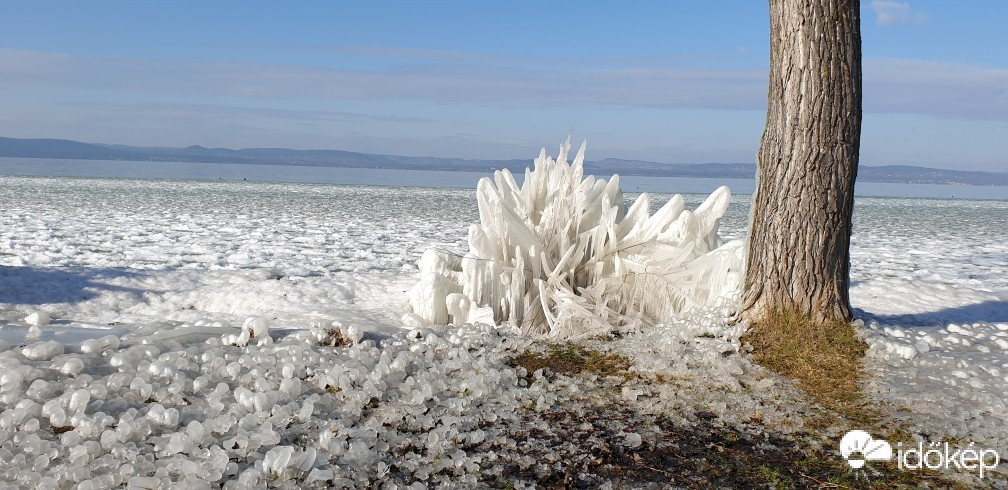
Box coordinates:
[840,430,892,469]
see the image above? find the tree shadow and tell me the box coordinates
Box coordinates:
[0,265,147,305]
[858,299,1008,326]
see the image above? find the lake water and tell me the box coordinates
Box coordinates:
[1,157,1006,200]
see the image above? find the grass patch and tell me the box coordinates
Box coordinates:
[491,403,963,489]
[491,316,968,488]
[756,464,790,488]
[509,343,631,380]
[742,308,867,417]
[785,450,967,489]
[738,310,971,487]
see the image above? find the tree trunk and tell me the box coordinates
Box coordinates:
[740,0,862,325]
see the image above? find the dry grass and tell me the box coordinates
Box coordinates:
[489,393,964,489]
[739,310,974,488]
[742,308,868,417]
[509,343,632,380]
[499,319,968,488]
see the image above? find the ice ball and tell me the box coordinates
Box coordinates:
[243,316,270,339]
[262,446,294,476]
[59,358,86,376]
[22,341,64,361]
[25,311,50,327]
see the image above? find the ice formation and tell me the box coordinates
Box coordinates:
[406,138,744,338]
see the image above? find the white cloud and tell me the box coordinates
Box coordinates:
[0,48,767,111]
[70,102,435,124]
[871,1,927,26]
[864,58,1008,119]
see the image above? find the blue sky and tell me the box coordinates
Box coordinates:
[0,1,1005,171]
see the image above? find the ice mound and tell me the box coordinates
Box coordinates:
[405,137,744,338]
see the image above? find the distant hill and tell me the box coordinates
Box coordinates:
[1,136,1006,186]
[0,137,125,160]
[852,165,1008,186]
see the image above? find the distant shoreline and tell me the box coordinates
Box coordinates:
[1,136,1006,187]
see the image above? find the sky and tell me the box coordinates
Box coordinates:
[0,1,1005,172]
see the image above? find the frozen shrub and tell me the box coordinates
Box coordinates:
[406,137,743,338]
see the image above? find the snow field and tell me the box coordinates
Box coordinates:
[845,197,1008,453]
[0,177,473,274]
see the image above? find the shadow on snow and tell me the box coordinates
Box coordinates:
[0,265,147,306]
[858,299,1008,326]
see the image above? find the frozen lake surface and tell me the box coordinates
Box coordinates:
[1,175,1006,486]
[3,157,1008,200]
[3,175,1004,327]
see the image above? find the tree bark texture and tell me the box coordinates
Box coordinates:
[741,0,862,324]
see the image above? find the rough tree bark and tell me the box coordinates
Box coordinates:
[740,0,862,324]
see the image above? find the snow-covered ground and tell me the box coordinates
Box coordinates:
[849,197,1008,451]
[1,176,1006,487]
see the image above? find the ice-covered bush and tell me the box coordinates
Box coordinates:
[405,137,744,338]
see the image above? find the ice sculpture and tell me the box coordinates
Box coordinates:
[405,137,744,338]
